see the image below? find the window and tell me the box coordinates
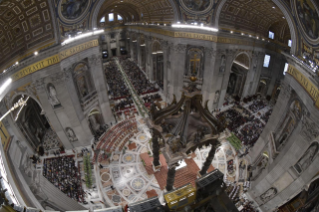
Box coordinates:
[288,39,292,47]
[269,31,275,39]
[283,63,289,75]
[100,17,105,23]
[263,55,271,68]
[117,15,123,20]
[108,13,114,22]
[141,13,143,17]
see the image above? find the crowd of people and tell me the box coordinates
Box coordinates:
[217,109,251,131]
[248,100,267,113]
[261,109,273,123]
[43,156,85,203]
[105,62,130,99]
[235,119,264,146]
[121,59,158,95]
[114,97,134,111]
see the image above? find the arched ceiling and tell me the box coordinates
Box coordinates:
[97,0,175,24]
[219,0,289,38]
[0,0,55,69]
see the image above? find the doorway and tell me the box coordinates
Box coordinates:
[111,49,116,57]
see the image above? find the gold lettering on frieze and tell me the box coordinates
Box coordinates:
[287,64,319,108]
[11,39,99,82]
[12,54,60,81]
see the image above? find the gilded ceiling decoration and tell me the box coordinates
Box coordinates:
[294,0,319,41]
[0,0,54,68]
[219,0,289,37]
[97,0,175,23]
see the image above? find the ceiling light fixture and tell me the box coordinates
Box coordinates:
[272,6,275,9]
[172,24,218,32]
[15,61,18,65]
[0,78,12,95]
[34,51,38,56]
[230,31,233,33]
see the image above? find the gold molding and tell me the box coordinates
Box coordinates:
[11,40,99,82]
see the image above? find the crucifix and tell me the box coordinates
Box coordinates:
[190,54,200,76]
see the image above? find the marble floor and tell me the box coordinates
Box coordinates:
[94,118,250,208]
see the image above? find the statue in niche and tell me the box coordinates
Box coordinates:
[186,47,204,78]
[238,161,246,181]
[66,127,78,142]
[253,58,258,71]
[260,187,277,202]
[47,83,61,108]
[74,63,91,98]
[219,55,226,72]
[89,115,100,132]
[275,100,302,149]
[214,90,220,104]
[294,142,318,174]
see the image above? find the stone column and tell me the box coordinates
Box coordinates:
[116,32,121,56]
[106,33,112,58]
[250,53,265,95]
[218,49,236,109]
[161,40,169,97]
[145,36,153,80]
[152,135,160,167]
[267,56,284,96]
[137,34,142,68]
[202,47,215,110]
[170,44,187,101]
[166,165,177,191]
[88,54,115,124]
[199,144,217,175]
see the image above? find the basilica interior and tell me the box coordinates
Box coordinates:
[0,0,318,212]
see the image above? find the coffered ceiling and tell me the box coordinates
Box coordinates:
[0,0,55,69]
[219,0,290,38]
[97,0,175,24]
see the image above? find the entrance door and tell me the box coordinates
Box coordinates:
[111,49,116,57]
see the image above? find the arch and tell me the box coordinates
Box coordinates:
[152,41,162,54]
[214,0,298,55]
[233,52,251,70]
[72,62,95,100]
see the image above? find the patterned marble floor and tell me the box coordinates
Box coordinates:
[95,121,249,207]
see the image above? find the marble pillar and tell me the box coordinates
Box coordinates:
[166,165,176,191]
[200,144,216,175]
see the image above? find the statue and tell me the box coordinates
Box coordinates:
[47,83,61,108]
[294,142,318,174]
[214,90,220,104]
[219,55,226,72]
[260,187,277,202]
[89,115,100,132]
[66,127,77,142]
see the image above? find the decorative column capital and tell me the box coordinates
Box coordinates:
[89,54,101,65]
[33,78,45,91]
[50,72,67,85]
[204,47,214,57]
[280,80,291,98]
[172,44,187,54]
[301,116,319,141]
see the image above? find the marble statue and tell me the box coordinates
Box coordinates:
[89,115,100,132]
[66,127,77,142]
[219,55,226,72]
[260,187,277,202]
[294,142,318,174]
[47,84,61,108]
[214,90,220,104]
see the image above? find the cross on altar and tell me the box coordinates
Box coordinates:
[190,54,200,76]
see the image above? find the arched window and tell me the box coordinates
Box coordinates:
[117,14,123,21]
[100,16,105,23]
[108,13,114,22]
[73,63,95,100]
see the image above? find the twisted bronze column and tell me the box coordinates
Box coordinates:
[200,145,216,176]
